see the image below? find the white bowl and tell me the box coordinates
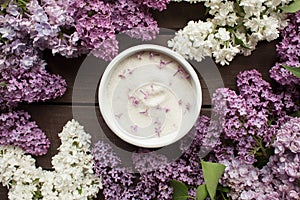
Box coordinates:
[98,44,202,148]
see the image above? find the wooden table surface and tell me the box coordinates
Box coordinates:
[0,2,279,199]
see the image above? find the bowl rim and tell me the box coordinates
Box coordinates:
[98,44,202,148]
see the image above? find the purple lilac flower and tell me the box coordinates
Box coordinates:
[92,117,209,199]
[270,11,300,86]
[0,1,82,61]
[220,158,262,199]
[219,157,297,200]
[92,141,121,169]
[0,110,50,155]
[132,149,169,173]
[110,0,159,40]
[92,141,135,199]
[270,12,300,112]
[28,0,87,57]
[1,0,169,61]
[0,9,46,70]
[0,66,66,110]
[225,153,299,200]
[67,0,118,61]
[272,118,300,182]
[67,0,169,60]
[209,70,290,164]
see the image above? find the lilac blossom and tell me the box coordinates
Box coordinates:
[0,65,66,110]
[270,11,300,86]
[0,7,47,70]
[0,110,50,156]
[0,0,83,60]
[110,0,162,41]
[220,126,300,200]
[272,118,300,182]
[1,0,169,61]
[219,117,300,200]
[270,12,300,113]
[66,0,169,60]
[208,70,290,164]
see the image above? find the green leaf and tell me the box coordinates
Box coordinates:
[1,0,10,10]
[233,34,249,49]
[217,185,230,193]
[196,184,208,200]
[33,190,43,200]
[282,64,300,78]
[282,0,300,13]
[170,180,189,200]
[292,110,300,117]
[77,187,83,195]
[201,160,226,200]
[32,178,40,184]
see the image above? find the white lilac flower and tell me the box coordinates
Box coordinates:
[239,0,266,18]
[244,15,280,41]
[215,28,231,41]
[170,0,293,65]
[0,120,101,200]
[169,20,240,65]
[207,1,238,26]
[212,44,240,65]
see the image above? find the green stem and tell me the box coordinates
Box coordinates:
[0,82,6,87]
[17,0,27,5]
[253,136,268,158]
[221,192,228,200]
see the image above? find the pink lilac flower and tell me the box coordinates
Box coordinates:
[0,110,50,155]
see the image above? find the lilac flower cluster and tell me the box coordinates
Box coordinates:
[206,70,300,199]
[220,157,298,200]
[0,65,66,110]
[0,0,89,60]
[27,0,87,57]
[0,1,67,156]
[220,118,300,200]
[0,110,50,156]
[68,0,169,60]
[208,69,290,164]
[270,11,300,86]
[271,117,300,188]
[0,0,169,62]
[270,12,300,111]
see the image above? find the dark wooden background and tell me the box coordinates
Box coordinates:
[0,2,279,199]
